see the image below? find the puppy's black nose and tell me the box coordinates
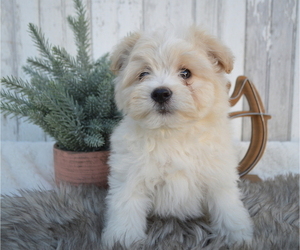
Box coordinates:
[151,87,172,103]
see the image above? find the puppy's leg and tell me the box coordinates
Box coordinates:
[102,184,150,248]
[207,181,253,245]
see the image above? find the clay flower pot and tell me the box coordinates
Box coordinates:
[53,143,109,187]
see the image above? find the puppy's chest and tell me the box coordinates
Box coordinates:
[146,137,202,171]
[139,137,206,218]
[144,143,204,193]
[145,154,204,219]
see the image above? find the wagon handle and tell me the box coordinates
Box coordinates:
[229,76,271,177]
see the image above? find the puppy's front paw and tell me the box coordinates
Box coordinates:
[210,201,253,245]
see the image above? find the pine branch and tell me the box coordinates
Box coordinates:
[26,57,53,74]
[1,76,41,102]
[22,66,52,83]
[28,23,54,62]
[94,53,110,66]
[41,84,86,134]
[84,133,105,149]
[96,79,114,116]
[1,0,120,152]
[2,74,51,102]
[84,95,101,118]
[44,112,85,151]
[98,117,121,135]
[52,46,79,72]
[67,0,91,70]
[28,23,66,79]
[41,86,87,151]
[1,102,30,118]
[1,76,32,91]
[1,89,28,104]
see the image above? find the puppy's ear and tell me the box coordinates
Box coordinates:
[190,27,234,74]
[110,32,141,74]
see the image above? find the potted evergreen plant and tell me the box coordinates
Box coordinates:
[0,0,121,187]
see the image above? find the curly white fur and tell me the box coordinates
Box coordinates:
[102,26,253,248]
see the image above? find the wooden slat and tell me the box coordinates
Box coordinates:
[1,0,19,141]
[244,0,298,141]
[243,0,272,140]
[219,0,246,141]
[195,0,220,36]
[39,0,78,56]
[90,0,143,59]
[15,0,48,141]
[143,0,195,30]
[291,2,299,141]
[267,0,298,140]
[1,0,46,141]
[65,0,86,57]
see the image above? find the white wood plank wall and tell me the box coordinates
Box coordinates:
[1,0,299,142]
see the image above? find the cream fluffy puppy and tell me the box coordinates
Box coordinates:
[102,27,253,248]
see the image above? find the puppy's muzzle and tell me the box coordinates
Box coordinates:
[151,87,172,104]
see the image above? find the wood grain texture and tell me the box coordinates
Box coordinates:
[291,3,299,142]
[91,0,143,59]
[1,0,46,141]
[16,0,47,141]
[1,0,19,141]
[267,0,298,140]
[195,0,222,36]
[143,0,195,30]
[243,0,272,140]
[244,0,298,141]
[1,0,298,142]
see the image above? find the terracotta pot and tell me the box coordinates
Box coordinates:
[53,143,109,187]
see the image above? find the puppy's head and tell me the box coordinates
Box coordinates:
[110,27,234,129]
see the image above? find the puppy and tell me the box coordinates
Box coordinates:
[102,26,253,248]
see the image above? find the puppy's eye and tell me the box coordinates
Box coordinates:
[180,69,191,79]
[139,72,150,80]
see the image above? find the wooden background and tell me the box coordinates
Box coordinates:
[1,0,299,142]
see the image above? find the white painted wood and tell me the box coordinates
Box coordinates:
[244,0,298,141]
[90,0,143,60]
[221,0,246,141]
[15,0,47,141]
[1,0,298,142]
[243,0,272,140]
[291,2,299,142]
[1,0,19,141]
[267,0,298,140]
[195,0,220,36]
[143,0,195,30]
[1,0,45,141]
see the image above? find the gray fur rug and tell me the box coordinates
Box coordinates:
[1,174,299,250]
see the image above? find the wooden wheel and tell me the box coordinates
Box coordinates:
[229,76,271,177]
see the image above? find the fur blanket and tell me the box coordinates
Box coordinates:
[1,174,299,250]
